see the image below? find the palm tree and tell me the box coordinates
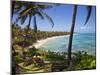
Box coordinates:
[12,1,55,64]
[67,5,92,67]
[13,1,54,30]
[12,1,54,43]
[12,1,55,73]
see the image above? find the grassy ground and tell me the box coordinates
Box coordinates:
[14,47,96,74]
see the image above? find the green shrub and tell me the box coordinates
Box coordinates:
[15,55,24,63]
[74,51,96,70]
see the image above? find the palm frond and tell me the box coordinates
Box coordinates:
[43,12,54,28]
[14,6,22,14]
[20,15,28,25]
[39,9,54,28]
[36,3,58,9]
[37,5,53,9]
[19,7,32,17]
[12,1,24,14]
[84,6,92,25]
[15,15,28,25]
[36,11,44,20]
[15,16,20,24]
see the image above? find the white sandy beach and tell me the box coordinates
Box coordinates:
[28,35,70,49]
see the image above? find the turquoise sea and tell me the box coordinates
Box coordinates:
[39,33,96,56]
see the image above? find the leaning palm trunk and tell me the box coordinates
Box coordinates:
[22,15,32,59]
[34,15,38,42]
[67,5,77,66]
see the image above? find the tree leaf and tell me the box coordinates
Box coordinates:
[36,11,44,20]
[19,7,32,17]
[39,9,54,28]
[84,6,92,25]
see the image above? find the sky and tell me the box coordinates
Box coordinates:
[13,2,96,33]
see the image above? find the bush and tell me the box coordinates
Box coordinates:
[43,51,65,61]
[74,51,96,70]
[15,55,24,63]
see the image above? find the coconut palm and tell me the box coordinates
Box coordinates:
[67,5,92,67]
[12,1,55,73]
[12,1,55,60]
[12,1,55,44]
[12,1,55,47]
[13,1,54,31]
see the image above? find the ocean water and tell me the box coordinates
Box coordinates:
[39,33,96,56]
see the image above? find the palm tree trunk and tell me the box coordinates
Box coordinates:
[23,15,32,59]
[67,5,77,66]
[11,1,15,20]
[27,15,32,30]
[34,15,38,42]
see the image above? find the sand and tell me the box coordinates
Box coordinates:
[29,35,69,48]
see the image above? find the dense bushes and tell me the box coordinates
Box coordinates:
[73,51,96,70]
[12,24,70,45]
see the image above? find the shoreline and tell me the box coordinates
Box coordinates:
[29,35,70,48]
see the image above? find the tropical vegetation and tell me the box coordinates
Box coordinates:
[11,0,96,74]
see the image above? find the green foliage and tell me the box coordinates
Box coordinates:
[26,47,39,56]
[15,55,24,63]
[43,51,65,61]
[74,51,96,70]
[12,24,70,46]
